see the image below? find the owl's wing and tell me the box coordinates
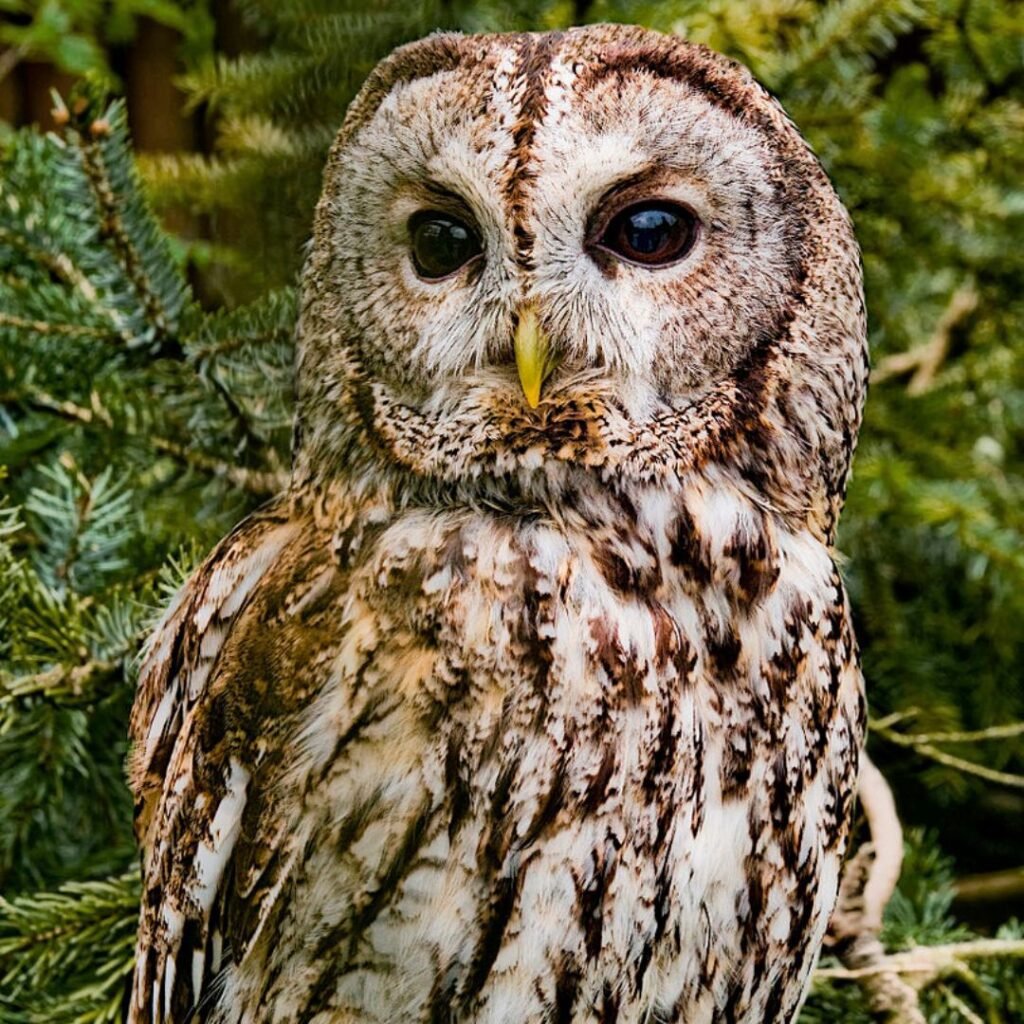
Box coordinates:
[127,496,343,1023]
[128,498,294,843]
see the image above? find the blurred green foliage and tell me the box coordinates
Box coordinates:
[0,0,213,83]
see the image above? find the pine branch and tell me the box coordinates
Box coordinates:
[0,658,122,708]
[137,151,255,215]
[1,387,114,430]
[2,385,285,495]
[769,0,929,85]
[0,313,114,342]
[0,225,107,310]
[151,437,287,495]
[0,871,138,1023]
[71,122,183,359]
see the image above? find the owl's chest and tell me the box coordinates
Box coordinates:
[256,502,862,1023]
[355,495,794,706]
[345,499,857,803]
[357,507,691,718]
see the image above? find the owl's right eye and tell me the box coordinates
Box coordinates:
[409,211,482,280]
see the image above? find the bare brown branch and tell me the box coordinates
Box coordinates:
[954,866,1024,906]
[827,754,926,1023]
[816,938,1024,982]
[873,721,1024,790]
[872,285,979,393]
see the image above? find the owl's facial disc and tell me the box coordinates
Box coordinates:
[298,27,863,499]
[321,38,805,424]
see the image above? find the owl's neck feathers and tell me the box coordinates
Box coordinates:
[290,318,853,549]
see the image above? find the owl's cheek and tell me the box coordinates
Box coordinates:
[652,307,743,392]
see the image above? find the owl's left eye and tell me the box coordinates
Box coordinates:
[409,211,483,280]
[593,200,698,268]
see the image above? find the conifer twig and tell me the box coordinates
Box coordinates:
[189,326,293,359]
[4,386,285,494]
[0,227,100,303]
[0,658,121,706]
[0,225,134,346]
[0,312,114,340]
[2,387,114,429]
[74,132,182,358]
[205,370,285,471]
[151,437,287,495]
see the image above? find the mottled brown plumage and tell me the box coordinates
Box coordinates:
[128,24,868,1024]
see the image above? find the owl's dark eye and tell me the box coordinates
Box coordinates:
[409,211,482,279]
[596,201,698,267]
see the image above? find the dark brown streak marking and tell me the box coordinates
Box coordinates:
[458,756,523,1011]
[739,867,766,958]
[669,503,712,587]
[583,745,618,815]
[517,765,568,850]
[445,723,472,841]
[589,616,646,709]
[575,845,612,962]
[290,794,425,1019]
[427,959,459,1024]
[507,33,563,271]
[522,582,555,713]
[601,980,620,1024]
[459,871,524,1013]
[704,618,742,678]
[762,975,786,1023]
[551,952,583,1024]
[296,797,432,1020]
[315,689,393,786]
[724,520,780,605]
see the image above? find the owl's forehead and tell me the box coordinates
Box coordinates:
[342,29,789,210]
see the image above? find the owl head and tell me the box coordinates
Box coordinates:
[295,25,867,542]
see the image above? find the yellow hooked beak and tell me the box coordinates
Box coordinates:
[514,305,557,409]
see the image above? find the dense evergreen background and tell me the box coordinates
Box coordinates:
[1,0,1023,1019]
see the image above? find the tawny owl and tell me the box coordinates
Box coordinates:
[128,24,868,1024]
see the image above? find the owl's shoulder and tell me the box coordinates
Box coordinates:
[129,497,297,836]
[127,493,359,1022]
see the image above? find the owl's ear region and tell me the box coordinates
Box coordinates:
[514,304,558,409]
